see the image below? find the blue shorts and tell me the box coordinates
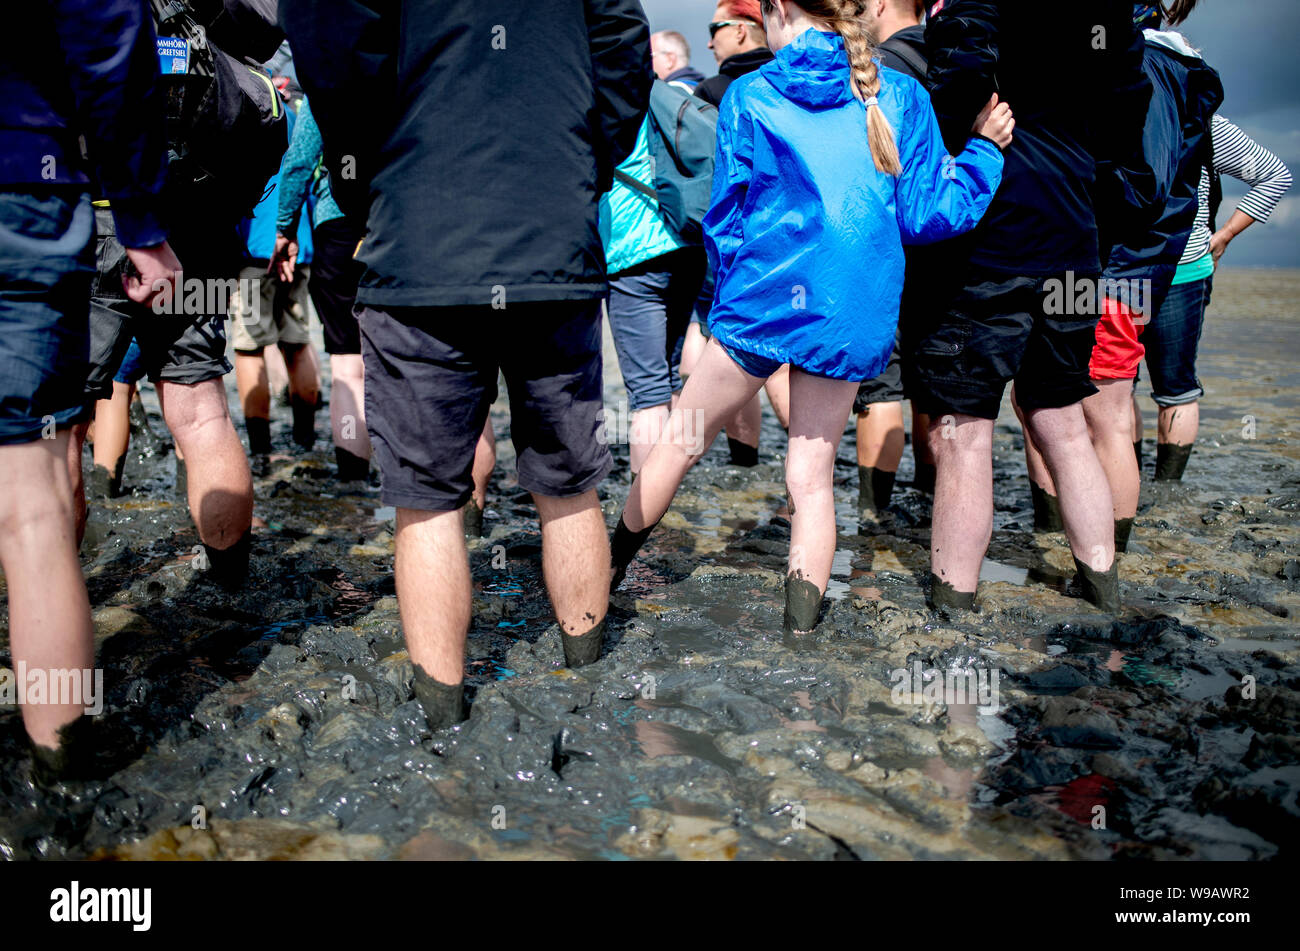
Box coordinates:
[0,188,94,445]
[718,338,786,380]
[1142,276,1211,407]
[113,338,146,386]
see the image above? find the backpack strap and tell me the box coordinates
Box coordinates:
[613,168,659,204]
[879,36,929,84]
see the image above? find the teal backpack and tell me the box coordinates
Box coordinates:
[614,79,718,245]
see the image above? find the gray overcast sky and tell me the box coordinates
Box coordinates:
[642,0,1300,268]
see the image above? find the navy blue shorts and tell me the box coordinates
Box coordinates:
[718,338,786,380]
[358,298,612,511]
[607,248,706,411]
[0,188,94,445]
[1141,276,1211,407]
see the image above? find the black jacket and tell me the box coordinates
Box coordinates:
[1101,36,1223,315]
[281,0,651,307]
[926,1,1157,277]
[694,47,774,108]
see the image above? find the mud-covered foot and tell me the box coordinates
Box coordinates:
[29,717,99,788]
[562,619,605,668]
[1072,555,1120,613]
[1030,482,1064,533]
[1154,442,1193,482]
[203,530,252,591]
[783,575,823,634]
[412,665,465,732]
[463,498,484,538]
[927,574,976,618]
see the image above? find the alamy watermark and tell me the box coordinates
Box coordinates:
[1043,271,1155,324]
[0,663,103,715]
[149,272,262,323]
[890,660,1000,715]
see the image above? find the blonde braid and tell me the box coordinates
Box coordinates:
[835,2,902,175]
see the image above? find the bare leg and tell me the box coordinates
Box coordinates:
[281,342,319,407]
[929,413,995,596]
[92,382,133,476]
[158,378,253,550]
[629,404,670,475]
[264,340,290,401]
[1025,403,1115,572]
[67,421,89,546]
[329,352,371,459]
[856,401,904,471]
[234,349,270,423]
[1013,385,1055,494]
[470,417,495,510]
[679,321,707,378]
[1083,379,1140,522]
[786,372,860,593]
[535,490,609,636]
[1157,401,1199,446]
[764,364,791,431]
[623,337,765,533]
[1131,392,1143,446]
[395,507,469,685]
[0,435,94,749]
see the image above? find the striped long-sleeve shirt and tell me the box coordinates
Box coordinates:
[1179,114,1293,267]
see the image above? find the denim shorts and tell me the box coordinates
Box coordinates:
[1141,276,1211,407]
[113,338,146,386]
[0,188,95,445]
[607,248,706,411]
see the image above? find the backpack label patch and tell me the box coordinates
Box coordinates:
[157,36,189,75]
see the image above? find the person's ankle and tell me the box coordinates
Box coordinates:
[927,573,976,616]
[1073,554,1120,613]
[203,529,252,590]
[562,619,605,668]
[783,574,823,634]
[412,664,465,732]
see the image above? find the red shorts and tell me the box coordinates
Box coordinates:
[1089,297,1145,380]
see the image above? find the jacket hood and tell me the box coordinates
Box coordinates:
[763,30,856,108]
[1144,29,1202,60]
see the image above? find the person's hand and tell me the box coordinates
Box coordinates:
[123,240,183,309]
[269,232,298,283]
[973,93,1014,150]
[1209,229,1233,270]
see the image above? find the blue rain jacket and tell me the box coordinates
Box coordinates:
[705,29,1003,381]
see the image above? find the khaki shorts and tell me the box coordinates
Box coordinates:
[230,263,313,351]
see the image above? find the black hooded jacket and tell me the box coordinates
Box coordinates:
[926,0,1157,278]
[281,0,652,308]
[694,47,775,107]
[1100,34,1223,315]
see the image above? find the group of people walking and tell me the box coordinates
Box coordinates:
[0,0,1291,778]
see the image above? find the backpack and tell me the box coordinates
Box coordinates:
[614,79,718,245]
[148,0,288,222]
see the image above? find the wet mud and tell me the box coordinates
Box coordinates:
[1,269,1297,860]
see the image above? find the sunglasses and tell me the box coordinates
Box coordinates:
[708,19,757,38]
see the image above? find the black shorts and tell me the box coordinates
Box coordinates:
[854,330,904,412]
[358,299,612,511]
[902,266,1099,420]
[308,216,365,355]
[84,208,231,401]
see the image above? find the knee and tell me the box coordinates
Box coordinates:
[785,456,830,502]
[162,382,231,438]
[929,416,992,458]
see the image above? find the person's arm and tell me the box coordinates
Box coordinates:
[279,0,398,220]
[51,0,169,249]
[924,0,1000,157]
[584,0,652,192]
[701,90,753,286]
[1208,114,1294,267]
[895,86,1007,245]
[275,100,322,239]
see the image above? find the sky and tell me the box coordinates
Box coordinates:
[642,0,1300,268]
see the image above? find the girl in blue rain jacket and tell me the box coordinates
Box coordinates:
[611,0,1012,634]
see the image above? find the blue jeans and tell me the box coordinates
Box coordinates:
[607,248,706,411]
[0,188,94,444]
[1142,276,1212,407]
